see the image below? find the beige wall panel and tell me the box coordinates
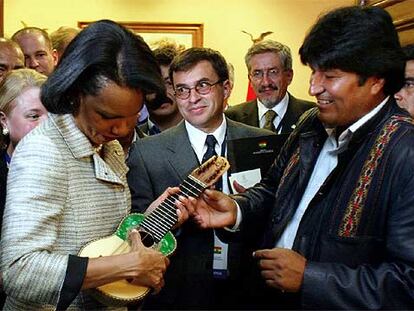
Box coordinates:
[4,0,353,104]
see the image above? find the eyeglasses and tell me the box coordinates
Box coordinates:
[249,68,281,81]
[174,80,223,99]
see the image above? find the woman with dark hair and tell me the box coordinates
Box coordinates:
[1,20,183,310]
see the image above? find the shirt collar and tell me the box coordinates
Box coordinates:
[124,130,138,160]
[325,96,389,153]
[147,118,155,129]
[185,116,227,161]
[257,92,289,120]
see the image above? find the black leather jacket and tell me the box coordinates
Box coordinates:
[235,99,414,309]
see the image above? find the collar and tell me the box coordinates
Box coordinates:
[51,113,128,184]
[147,118,155,129]
[51,113,96,159]
[147,118,159,131]
[124,130,138,160]
[50,113,124,159]
[185,116,227,161]
[257,92,289,120]
[325,96,389,153]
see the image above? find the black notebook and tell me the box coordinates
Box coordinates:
[227,134,289,176]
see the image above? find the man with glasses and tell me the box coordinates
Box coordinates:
[395,44,414,117]
[127,47,272,309]
[226,40,314,134]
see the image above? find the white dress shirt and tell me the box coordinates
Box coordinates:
[276,97,389,249]
[185,117,229,195]
[185,116,230,275]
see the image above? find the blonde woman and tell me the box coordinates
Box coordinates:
[0,68,48,307]
[0,68,47,212]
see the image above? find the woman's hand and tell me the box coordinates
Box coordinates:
[127,229,169,293]
[146,187,195,229]
[82,230,169,292]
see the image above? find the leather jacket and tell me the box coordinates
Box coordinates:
[235,99,414,309]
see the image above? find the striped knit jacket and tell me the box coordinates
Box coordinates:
[1,113,130,310]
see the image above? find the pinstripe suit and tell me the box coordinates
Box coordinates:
[1,113,130,310]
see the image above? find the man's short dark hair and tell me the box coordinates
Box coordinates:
[12,27,53,50]
[169,47,229,83]
[402,44,414,62]
[41,20,164,114]
[153,42,184,67]
[299,6,405,95]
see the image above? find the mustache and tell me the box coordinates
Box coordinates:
[164,95,174,105]
[146,92,173,109]
[258,85,278,93]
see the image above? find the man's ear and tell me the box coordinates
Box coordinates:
[285,69,294,85]
[222,79,232,100]
[370,77,385,96]
[52,49,59,66]
[247,73,252,84]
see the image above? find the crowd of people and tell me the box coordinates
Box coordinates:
[0,4,413,310]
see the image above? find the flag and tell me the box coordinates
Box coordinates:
[246,81,256,101]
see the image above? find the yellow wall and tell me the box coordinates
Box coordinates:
[4,0,353,105]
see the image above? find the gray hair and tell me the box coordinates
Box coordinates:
[245,39,292,72]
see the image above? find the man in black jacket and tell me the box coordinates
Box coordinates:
[190,6,414,309]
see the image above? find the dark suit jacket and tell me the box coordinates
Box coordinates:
[127,118,273,309]
[225,93,314,134]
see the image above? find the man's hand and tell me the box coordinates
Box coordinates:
[232,180,247,193]
[253,248,306,292]
[191,189,238,229]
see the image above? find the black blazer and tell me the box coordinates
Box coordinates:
[225,93,315,134]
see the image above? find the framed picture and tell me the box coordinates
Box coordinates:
[78,21,203,48]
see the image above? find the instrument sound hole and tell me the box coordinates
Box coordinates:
[139,230,155,248]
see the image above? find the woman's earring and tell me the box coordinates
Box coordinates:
[2,127,9,135]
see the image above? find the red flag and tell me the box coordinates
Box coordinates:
[246,82,256,101]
